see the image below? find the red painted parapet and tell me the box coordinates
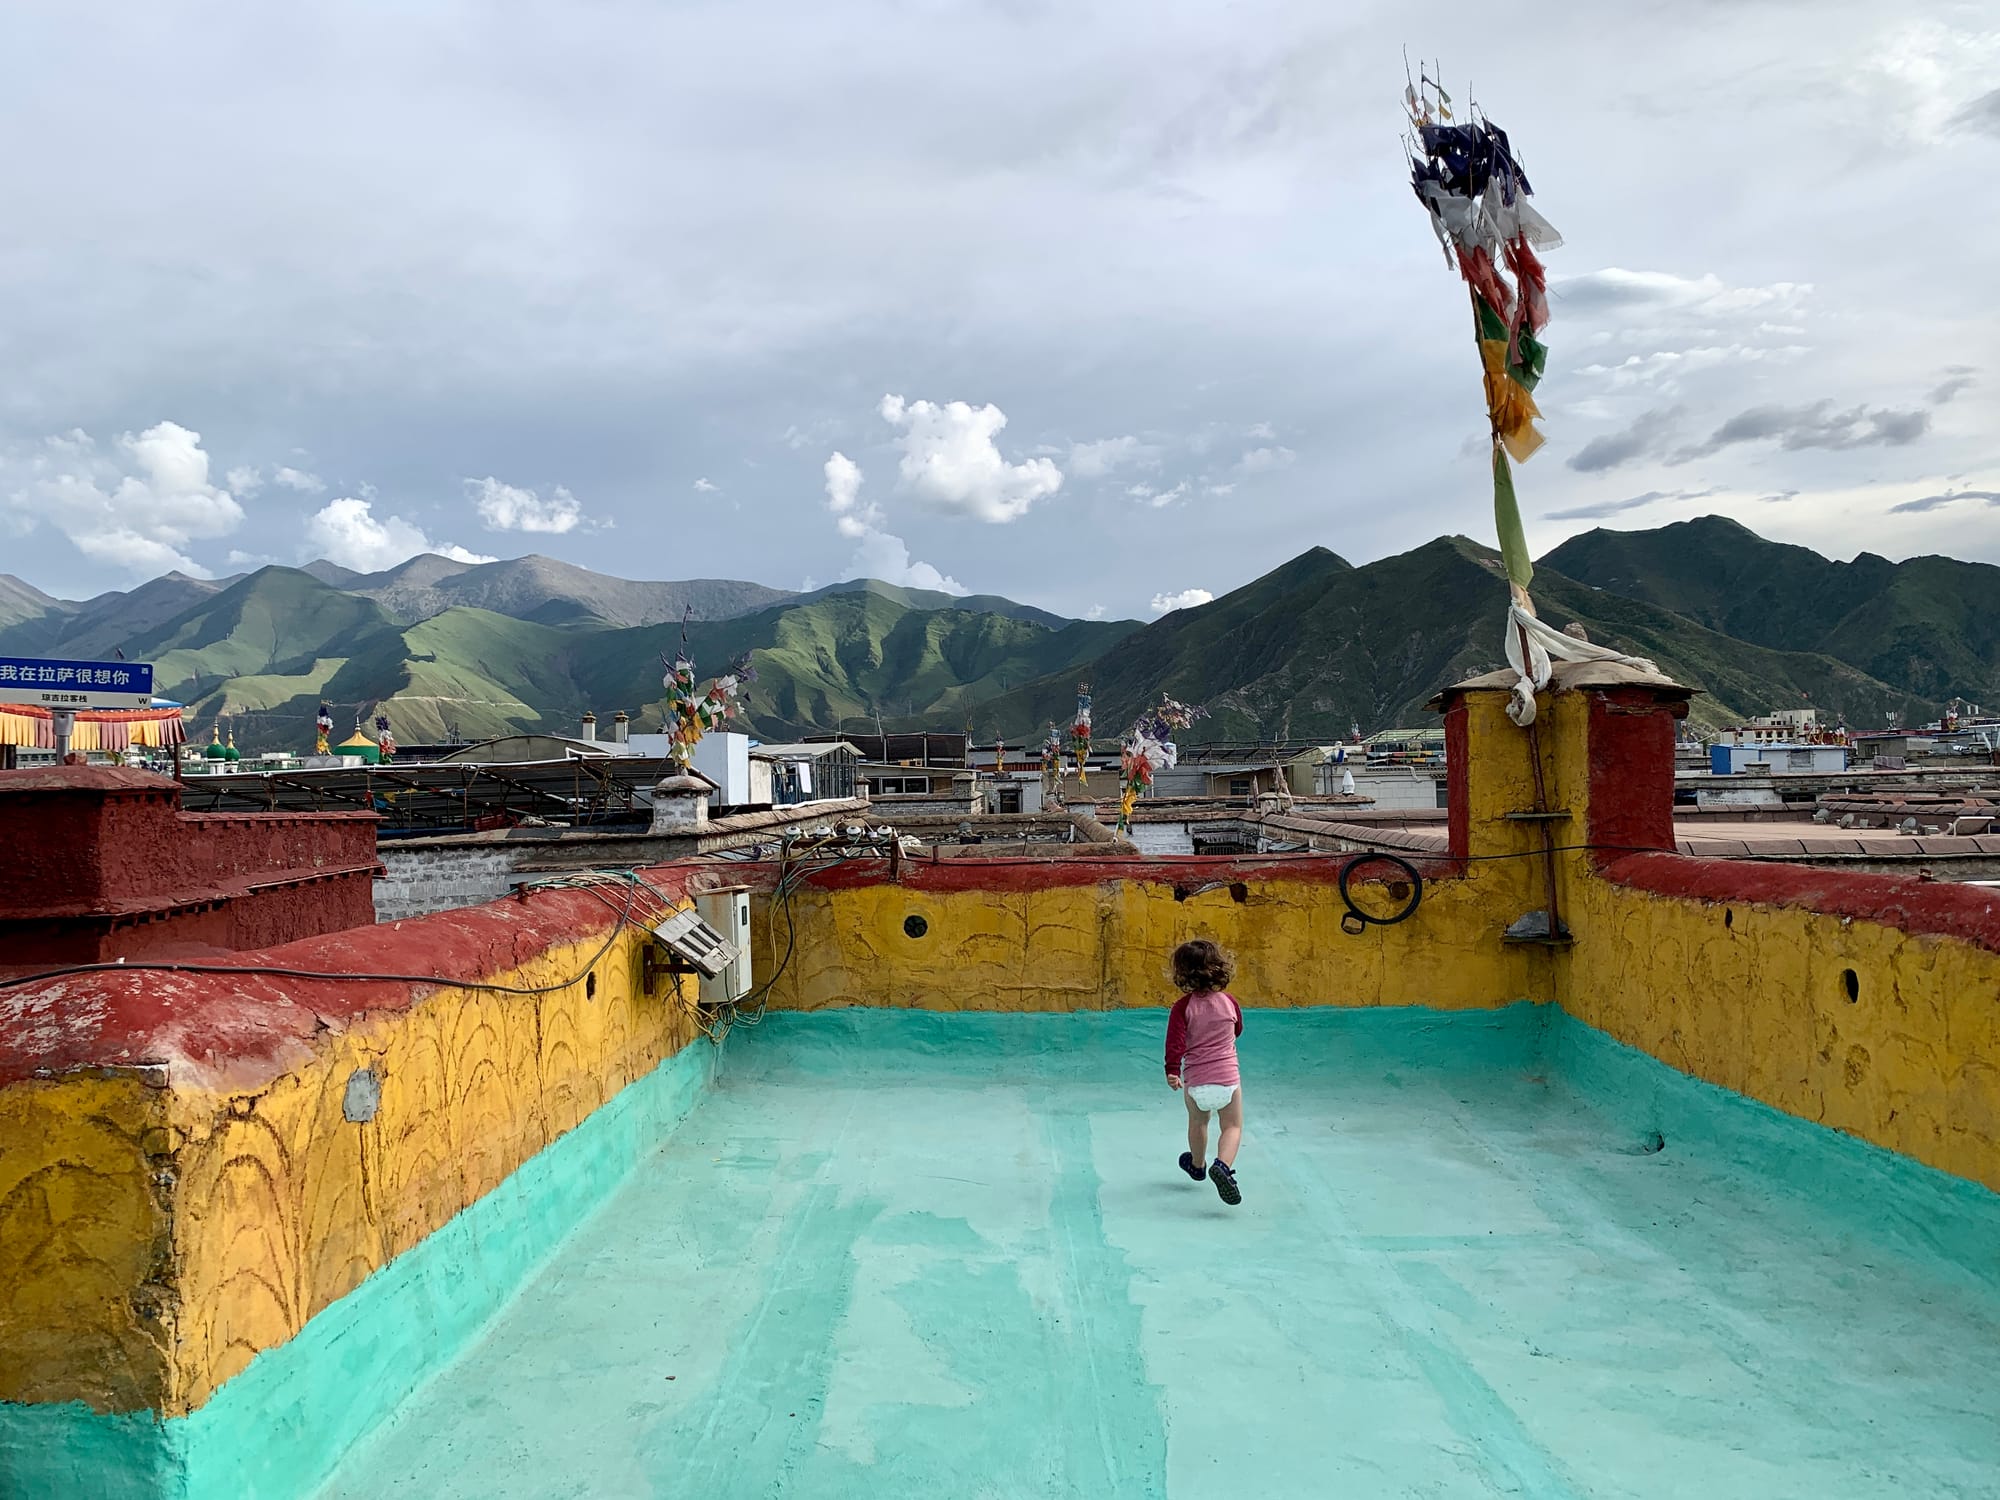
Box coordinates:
[0,766,381,968]
[1582,685,1686,858]
[1540,673,2000,956]
[0,860,714,1090]
[1604,852,2000,957]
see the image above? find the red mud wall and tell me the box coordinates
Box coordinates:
[0,767,379,967]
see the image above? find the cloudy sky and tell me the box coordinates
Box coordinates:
[2,2,1996,616]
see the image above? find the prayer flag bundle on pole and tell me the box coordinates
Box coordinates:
[659,607,755,765]
[1071,684,1093,784]
[1040,723,1064,807]
[1116,696,1206,834]
[1405,67,1656,726]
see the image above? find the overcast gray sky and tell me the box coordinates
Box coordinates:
[2,1,1996,615]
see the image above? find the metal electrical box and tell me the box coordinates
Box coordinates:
[695,886,753,1006]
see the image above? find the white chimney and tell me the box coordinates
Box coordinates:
[649,772,711,833]
[579,710,597,743]
[612,710,629,745]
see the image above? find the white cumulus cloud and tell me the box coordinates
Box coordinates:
[306,497,494,573]
[879,393,1062,523]
[843,528,965,595]
[822,451,884,539]
[467,475,586,534]
[273,465,325,494]
[2,420,245,577]
[1150,587,1213,614]
[819,450,962,593]
[692,477,719,493]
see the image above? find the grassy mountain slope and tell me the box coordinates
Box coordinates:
[94,563,1135,750]
[329,610,592,744]
[9,574,229,660]
[1543,516,1999,705]
[15,519,1978,754]
[0,575,67,632]
[132,569,402,697]
[796,578,1072,629]
[300,560,363,587]
[957,537,1931,744]
[569,592,1137,740]
[344,553,796,628]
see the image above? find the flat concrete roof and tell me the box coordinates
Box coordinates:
[319,1008,2000,1499]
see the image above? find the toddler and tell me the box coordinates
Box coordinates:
[1163,938,1244,1205]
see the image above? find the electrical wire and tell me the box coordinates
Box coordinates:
[0,841,1682,1000]
[0,868,665,996]
[1337,853,1424,926]
[720,838,859,1033]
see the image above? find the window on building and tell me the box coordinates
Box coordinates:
[1228,777,1252,797]
[997,785,1022,813]
[1786,749,1813,771]
[816,746,857,800]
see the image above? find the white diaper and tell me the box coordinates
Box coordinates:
[1188,1083,1238,1113]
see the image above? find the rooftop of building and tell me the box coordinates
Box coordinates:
[315,1006,2000,1500]
[4,659,1998,1499]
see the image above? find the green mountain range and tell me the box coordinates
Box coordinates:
[956,521,1983,743]
[0,517,1989,753]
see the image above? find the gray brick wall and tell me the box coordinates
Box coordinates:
[374,847,523,922]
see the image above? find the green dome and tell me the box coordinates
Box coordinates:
[204,737,228,760]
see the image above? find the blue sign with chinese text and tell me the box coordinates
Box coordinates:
[0,657,156,709]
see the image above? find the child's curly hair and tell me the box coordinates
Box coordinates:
[1172,938,1233,994]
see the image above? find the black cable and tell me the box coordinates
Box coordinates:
[1337,853,1424,926]
[728,844,847,1024]
[0,842,1678,995]
[0,871,652,995]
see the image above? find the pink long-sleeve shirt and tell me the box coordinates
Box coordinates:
[1164,991,1243,1087]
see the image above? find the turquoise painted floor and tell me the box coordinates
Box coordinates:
[320,1009,2000,1499]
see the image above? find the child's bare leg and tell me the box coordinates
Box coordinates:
[1216,1089,1244,1167]
[1184,1090,1209,1166]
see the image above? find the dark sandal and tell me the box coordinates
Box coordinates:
[1178,1151,1206,1181]
[1209,1160,1242,1206]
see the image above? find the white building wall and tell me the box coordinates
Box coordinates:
[1127,822,1195,855]
[1348,768,1443,811]
[691,732,753,804]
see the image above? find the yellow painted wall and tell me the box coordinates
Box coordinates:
[0,1074,173,1412]
[758,679,2000,1197]
[1562,872,2000,1192]
[0,914,702,1415]
[754,863,1549,1015]
[1479,675,2000,1195]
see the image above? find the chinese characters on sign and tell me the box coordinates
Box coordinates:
[0,657,156,710]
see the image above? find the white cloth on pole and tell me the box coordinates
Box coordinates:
[1502,603,1659,727]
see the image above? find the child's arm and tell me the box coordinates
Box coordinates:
[1231,994,1243,1038]
[1164,996,1188,1084]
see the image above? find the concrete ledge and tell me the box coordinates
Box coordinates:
[0,869,725,1417]
[0,1042,715,1500]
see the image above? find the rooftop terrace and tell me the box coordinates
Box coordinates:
[3,661,1997,1499]
[320,1009,2000,1500]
